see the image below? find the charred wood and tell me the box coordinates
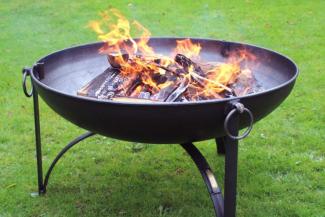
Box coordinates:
[138,91,151,99]
[151,83,178,101]
[152,73,168,85]
[174,54,205,76]
[77,67,120,99]
[124,76,142,96]
[229,69,258,96]
[111,97,156,103]
[165,77,190,102]
[107,53,129,68]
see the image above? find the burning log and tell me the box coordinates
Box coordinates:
[198,62,220,72]
[78,44,257,102]
[154,64,178,75]
[152,73,168,84]
[77,68,120,99]
[230,69,262,96]
[138,91,151,99]
[174,54,205,76]
[119,75,142,96]
[151,83,178,101]
[107,53,129,68]
[83,9,260,103]
[78,67,141,100]
[175,54,236,97]
[165,77,190,102]
[111,97,156,103]
[177,96,189,102]
[175,54,192,69]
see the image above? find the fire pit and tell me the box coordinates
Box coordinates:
[22,10,298,217]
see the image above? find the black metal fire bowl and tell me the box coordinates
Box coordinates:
[22,38,298,217]
[24,38,298,144]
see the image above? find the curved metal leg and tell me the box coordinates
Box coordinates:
[180,143,224,217]
[43,131,95,192]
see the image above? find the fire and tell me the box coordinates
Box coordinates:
[89,8,153,57]
[87,9,258,102]
[173,38,201,58]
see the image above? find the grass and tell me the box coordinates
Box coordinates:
[0,0,324,216]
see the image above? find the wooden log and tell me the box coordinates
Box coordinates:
[138,91,151,99]
[79,53,241,102]
[107,53,129,68]
[177,96,189,102]
[122,75,142,96]
[111,97,156,103]
[175,54,192,69]
[77,67,141,100]
[174,54,205,76]
[151,83,178,101]
[230,69,262,96]
[152,73,168,85]
[77,67,120,98]
[96,70,125,99]
[197,61,220,72]
[165,77,190,102]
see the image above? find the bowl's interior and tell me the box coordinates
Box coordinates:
[38,38,297,97]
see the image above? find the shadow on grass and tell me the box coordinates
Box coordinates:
[35,146,220,217]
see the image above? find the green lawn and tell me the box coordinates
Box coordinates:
[0,0,324,216]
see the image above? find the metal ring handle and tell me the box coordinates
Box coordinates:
[224,103,254,140]
[22,67,33,97]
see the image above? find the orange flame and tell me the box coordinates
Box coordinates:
[173,39,201,58]
[88,9,257,100]
[89,8,154,58]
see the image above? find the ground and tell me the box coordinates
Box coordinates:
[0,0,324,217]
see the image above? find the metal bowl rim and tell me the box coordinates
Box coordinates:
[30,37,299,107]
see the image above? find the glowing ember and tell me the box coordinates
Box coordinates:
[81,9,260,102]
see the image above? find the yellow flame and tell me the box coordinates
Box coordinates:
[88,8,257,100]
[174,39,201,58]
